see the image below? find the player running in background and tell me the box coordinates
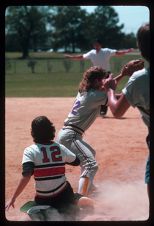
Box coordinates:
[103,23,150,198]
[5,116,93,217]
[65,39,134,117]
[56,61,143,196]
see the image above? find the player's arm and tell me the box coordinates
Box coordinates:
[115,93,122,99]
[103,74,130,118]
[64,54,84,60]
[103,59,144,117]
[61,144,80,166]
[107,88,130,118]
[112,71,128,86]
[5,161,34,211]
[112,59,144,86]
[67,156,80,166]
[102,59,144,92]
[5,174,31,211]
[115,48,134,56]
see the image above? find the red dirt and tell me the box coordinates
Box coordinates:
[5,98,149,221]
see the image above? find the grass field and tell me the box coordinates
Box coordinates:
[5,51,144,97]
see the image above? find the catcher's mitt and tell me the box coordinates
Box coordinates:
[121,59,144,77]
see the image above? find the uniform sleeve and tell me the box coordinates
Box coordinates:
[106,48,116,56]
[87,90,108,109]
[122,73,139,107]
[22,162,34,176]
[22,147,35,176]
[60,144,77,163]
[83,50,94,59]
[22,147,35,164]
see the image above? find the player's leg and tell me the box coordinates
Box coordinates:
[56,129,98,195]
[145,133,150,199]
[145,156,150,199]
[100,105,108,117]
[71,138,98,195]
[100,97,108,117]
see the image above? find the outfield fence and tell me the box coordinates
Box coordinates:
[5,58,91,74]
[5,54,143,97]
[5,53,141,75]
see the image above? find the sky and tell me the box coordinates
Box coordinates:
[81,6,149,34]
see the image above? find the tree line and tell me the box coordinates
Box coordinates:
[5,6,136,59]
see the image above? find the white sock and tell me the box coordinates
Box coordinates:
[78,177,92,195]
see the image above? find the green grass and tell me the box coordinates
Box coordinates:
[6,72,81,97]
[5,52,144,97]
[5,51,65,59]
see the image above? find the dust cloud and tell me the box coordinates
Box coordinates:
[82,180,149,221]
[6,180,149,221]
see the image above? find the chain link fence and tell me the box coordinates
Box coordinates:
[5,58,90,74]
[5,53,142,76]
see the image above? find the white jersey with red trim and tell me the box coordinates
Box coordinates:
[22,142,76,196]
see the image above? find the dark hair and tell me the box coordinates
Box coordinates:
[31,116,55,143]
[93,39,102,45]
[79,66,108,92]
[137,23,150,62]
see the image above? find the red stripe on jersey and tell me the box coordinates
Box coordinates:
[34,166,65,178]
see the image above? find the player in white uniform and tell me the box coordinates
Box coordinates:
[65,39,134,116]
[103,23,150,198]
[56,63,143,196]
[5,116,93,215]
[65,39,133,71]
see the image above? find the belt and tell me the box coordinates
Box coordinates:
[63,123,84,135]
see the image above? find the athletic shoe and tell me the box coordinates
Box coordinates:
[100,105,108,117]
[88,184,99,196]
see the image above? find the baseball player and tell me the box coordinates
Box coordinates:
[65,39,134,117]
[56,62,143,196]
[103,23,150,198]
[5,116,94,216]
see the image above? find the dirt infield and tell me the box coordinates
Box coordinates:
[5,98,149,221]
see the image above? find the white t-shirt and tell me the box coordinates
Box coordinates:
[122,68,149,128]
[83,48,116,71]
[22,142,76,196]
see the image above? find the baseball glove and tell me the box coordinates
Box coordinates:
[121,59,144,77]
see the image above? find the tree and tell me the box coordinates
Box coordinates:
[50,6,89,53]
[89,6,125,49]
[49,6,133,52]
[5,6,50,58]
[5,6,136,56]
[122,32,136,49]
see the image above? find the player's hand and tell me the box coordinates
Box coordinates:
[121,59,144,77]
[128,48,134,53]
[103,74,116,91]
[64,54,71,58]
[5,198,15,211]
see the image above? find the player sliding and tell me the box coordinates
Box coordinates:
[5,116,94,220]
[56,60,144,196]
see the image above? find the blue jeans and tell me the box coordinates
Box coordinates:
[145,133,150,184]
[145,155,150,184]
